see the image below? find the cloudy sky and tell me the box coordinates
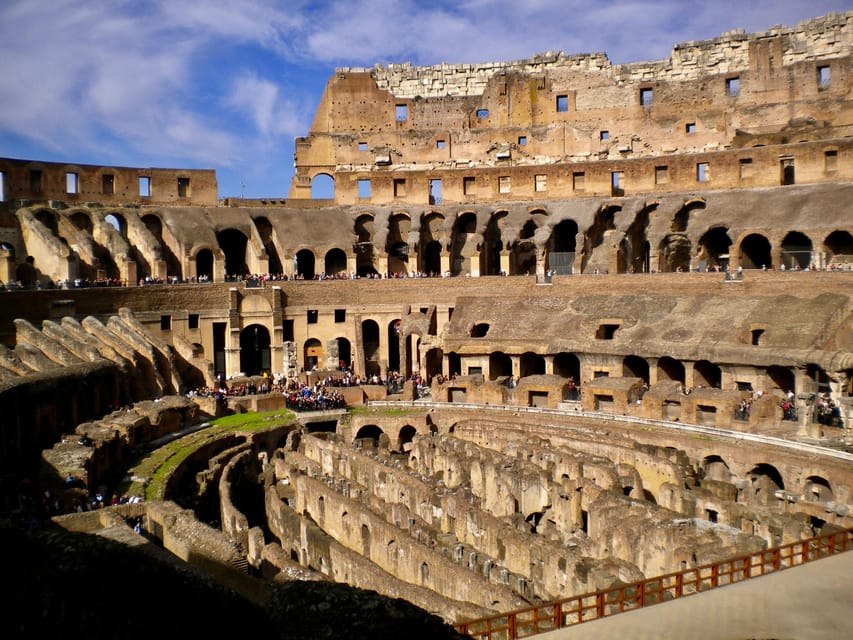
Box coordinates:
[1,0,849,199]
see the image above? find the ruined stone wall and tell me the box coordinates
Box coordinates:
[292,12,853,201]
[0,157,218,206]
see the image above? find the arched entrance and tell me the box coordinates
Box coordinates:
[450,212,477,276]
[239,324,271,376]
[217,229,249,277]
[324,248,347,277]
[362,320,381,376]
[780,231,813,270]
[196,249,214,281]
[697,227,732,272]
[547,219,578,275]
[295,249,316,279]
[739,233,771,270]
[311,173,334,199]
[354,214,377,276]
[304,338,322,371]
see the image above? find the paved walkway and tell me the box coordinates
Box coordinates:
[537,550,853,640]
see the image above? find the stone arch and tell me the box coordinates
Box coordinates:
[195,248,214,281]
[824,230,853,267]
[553,352,580,381]
[324,247,347,277]
[583,204,619,273]
[239,324,271,376]
[424,347,443,380]
[104,212,125,237]
[142,213,182,279]
[489,352,513,380]
[419,211,445,276]
[253,216,283,275]
[547,219,578,275]
[658,233,691,272]
[780,231,813,270]
[304,337,322,371]
[658,356,685,384]
[520,352,545,377]
[334,337,352,371]
[625,204,655,274]
[386,319,401,373]
[512,219,539,275]
[295,248,315,279]
[623,355,649,383]
[69,210,93,233]
[766,365,795,395]
[310,173,334,199]
[450,211,478,276]
[386,212,411,276]
[480,210,506,276]
[697,226,732,272]
[803,475,833,502]
[748,462,785,499]
[355,424,383,447]
[398,424,417,452]
[671,199,705,233]
[694,360,721,388]
[702,455,732,482]
[354,213,377,276]
[739,233,772,270]
[217,228,249,277]
[362,319,380,376]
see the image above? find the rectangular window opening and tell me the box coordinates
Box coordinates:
[572,172,585,191]
[139,176,151,197]
[283,319,294,342]
[611,171,624,197]
[697,162,710,183]
[517,136,527,146]
[640,87,653,107]
[160,315,171,331]
[817,65,830,89]
[739,158,753,179]
[102,174,115,195]
[498,175,511,194]
[599,130,609,141]
[188,314,199,330]
[596,323,620,339]
[726,77,740,97]
[429,179,442,205]
[66,172,78,195]
[393,178,406,198]
[476,108,489,118]
[655,165,669,185]
[358,141,368,151]
[358,178,372,199]
[685,122,696,134]
[395,104,408,121]
[0,171,5,201]
[463,176,475,196]
[780,158,795,186]
[825,150,838,172]
[436,139,446,149]
[307,309,318,324]
[177,177,190,198]
[30,170,42,193]
[534,174,547,192]
[334,309,346,323]
[556,95,569,112]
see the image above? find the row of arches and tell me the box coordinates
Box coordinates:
[17,205,853,286]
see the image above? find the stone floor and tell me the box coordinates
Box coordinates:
[539,549,853,640]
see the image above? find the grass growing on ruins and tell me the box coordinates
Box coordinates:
[122,409,297,500]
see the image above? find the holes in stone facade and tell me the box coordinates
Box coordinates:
[556,95,568,112]
[30,169,42,193]
[66,172,78,194]
[726,76,740,97]
[685,122,696,134]
[358,178,371,199]
[188,314,199,329]
[139,176,151,197]
[393,178,406,198]
[600,130,609,141]
[358,142,368,151]
[476,108,489,118]
[177,177,190,198]
[696,162,710,183]
[470,323,490,338]
[825,150,838,172]
[640,87,653,106]
[436,139,445,149]
[655,165,669,185]
[395,104,408,121]
[596,323,620,339]
[817,65,830,89]
[572,172,585,191]
[307,309,318,324]
[739,158,753,180]
[517,136,527,146]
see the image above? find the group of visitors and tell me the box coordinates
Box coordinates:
[284,380,346,411]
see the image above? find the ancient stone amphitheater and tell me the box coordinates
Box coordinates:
[1,11,852,639]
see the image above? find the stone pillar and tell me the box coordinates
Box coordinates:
[500,251,510,276]
[544,355,554,375]
[440,252,451,277]
[796,392,822,438]
[468,252,480,277]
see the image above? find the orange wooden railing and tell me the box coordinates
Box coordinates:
[454,527,853,639]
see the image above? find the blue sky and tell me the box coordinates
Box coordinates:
[1,0,850,199]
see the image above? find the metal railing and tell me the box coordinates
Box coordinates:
[454,527,853,639]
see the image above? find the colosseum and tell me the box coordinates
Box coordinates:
[1,10,852,639]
